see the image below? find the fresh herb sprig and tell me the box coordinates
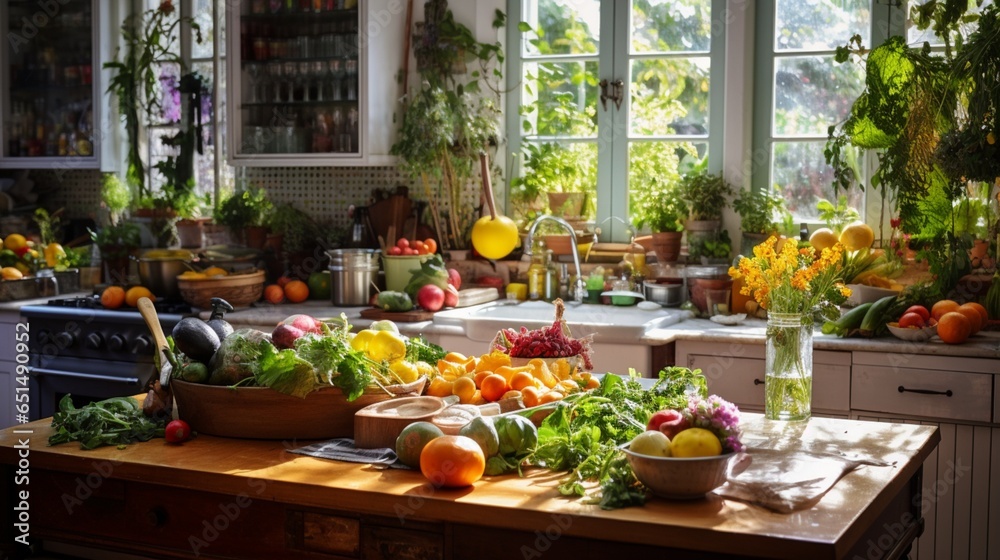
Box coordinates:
[527,367,707,509]
[49,395,165,450]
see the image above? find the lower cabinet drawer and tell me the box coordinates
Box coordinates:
[689,354,850,413]
[851,365,993,423]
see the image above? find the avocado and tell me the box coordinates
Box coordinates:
[172,317,221,364]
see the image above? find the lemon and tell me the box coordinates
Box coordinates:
[202,266,229,277]
[3,233,27,252]
[839,222,874,252]
[1,266,24,280]
[350,329,376,353]
[808,228,838,252]
[670,428,722,458]
[629,430,673,457]
[389,359,419,384]
[368,330,407,362]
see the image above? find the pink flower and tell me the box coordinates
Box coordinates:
[158,0,174,15]
[890,217,901,229]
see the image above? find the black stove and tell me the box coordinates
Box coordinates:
[21,296,197,419]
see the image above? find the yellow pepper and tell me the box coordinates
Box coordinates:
[366,330,406,363]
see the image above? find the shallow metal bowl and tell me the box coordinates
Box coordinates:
[643,281,683,307]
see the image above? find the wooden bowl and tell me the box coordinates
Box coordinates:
[176,269,265,309]
[353,396,449,449]
[172,380,394,439]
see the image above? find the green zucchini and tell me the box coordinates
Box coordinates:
[859,295,898,336]
[376,290,414,312]
[821,302,873,337]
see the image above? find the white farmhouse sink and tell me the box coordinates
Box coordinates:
[433,300,688,343]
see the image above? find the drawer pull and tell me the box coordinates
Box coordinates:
[753,378,764,386]
[897,385,953,397]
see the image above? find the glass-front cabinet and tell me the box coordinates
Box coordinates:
[0,0,101,169]
[226,0,401,166]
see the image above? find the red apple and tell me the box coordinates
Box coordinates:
[447,268,462,289]
[443,284,459,308]
[416,284,446,312]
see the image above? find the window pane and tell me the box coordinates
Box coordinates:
[773,55,865,137]
[628,141,705,228]
[631,0,711,53]
[775,0,870,51]
[771,140,863,220]
[155,63,183,125]
[147,126,181,195]
[522,0,600,56]
[192,0,215,59]
[521,61,599,137]
[906,0,994,46]
[630,57,709,136]
[511,142,597,223]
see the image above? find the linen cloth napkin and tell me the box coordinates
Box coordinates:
[289,438,408,469]
[715,447,893,513]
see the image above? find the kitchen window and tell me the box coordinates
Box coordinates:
[144,0,229,208]
[506,0,727,242]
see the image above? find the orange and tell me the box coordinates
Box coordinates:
[479,373,508,402]
[953,304,983,334]
[510,371,536,392]
[125,286,154,307]
[473,370,491,388]
[451,376,477,404]
[100,286,126,309]
[419,435,486,488]
[931,300,960,321]
[283,280,309,303]
[424,238,437,254]
[937,311,972,344]
[263,284,285,304]
[426,376,455,398]
[960,302,989,325]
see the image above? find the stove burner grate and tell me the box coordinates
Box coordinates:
[46,296,194,315]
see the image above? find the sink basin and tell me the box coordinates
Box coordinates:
[433,300,688,342]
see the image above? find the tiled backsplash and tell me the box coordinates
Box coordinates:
[31,166,415,233]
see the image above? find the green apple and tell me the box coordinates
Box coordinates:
[629,430,673,457]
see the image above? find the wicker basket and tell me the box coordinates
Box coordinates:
[176,269,265,309]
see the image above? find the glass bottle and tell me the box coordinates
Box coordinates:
[543,254,559,302]
[527,251,547,301]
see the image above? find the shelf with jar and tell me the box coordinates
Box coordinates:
[226,0,403,166]
[0,0,100,169]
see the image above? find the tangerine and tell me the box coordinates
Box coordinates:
[930,300,960,321]
[424,238,438,254]
[100,286,126,309]
[419,435,486,488]
[125,286,154,307]
[960,302,989,325]
[521,386,541,408]
[509,371,536,392]
[953,304,983,334]
[539,390,564,404]
[284,280,309,303]
[263,284,285,304]
[937,311,972,344]
[452,376,477,404]
[479,373,508,402]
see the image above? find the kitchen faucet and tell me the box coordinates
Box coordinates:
[524,215,587,303]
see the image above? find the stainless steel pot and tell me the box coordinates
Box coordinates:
[327,249,380,306]
[137,249,193,299]
[643,281,683,307]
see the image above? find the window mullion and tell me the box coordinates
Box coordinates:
[505,0,524,217]
[750,0,776,199]
[601,0,628,242]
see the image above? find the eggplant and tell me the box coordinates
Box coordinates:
[206,297,235,341]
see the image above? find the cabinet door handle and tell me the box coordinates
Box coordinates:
[753,378,764,386]
[898,385,953,397]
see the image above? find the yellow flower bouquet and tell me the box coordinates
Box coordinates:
[729,236,851,420]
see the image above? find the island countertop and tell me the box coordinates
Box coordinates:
[1,414,938,559]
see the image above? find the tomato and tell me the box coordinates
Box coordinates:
[388,246,402,255]
[396,238,410,249]
[165,419,191,443]
[898,312,926,329]
[903,305,930,321]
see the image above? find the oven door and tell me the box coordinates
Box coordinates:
[29,357,155,420]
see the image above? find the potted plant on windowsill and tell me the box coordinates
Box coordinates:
[214,187,272,249]
[679,167,733,232]
[634,188,687,264]
[93,173,140,285]
[732,187,791,256]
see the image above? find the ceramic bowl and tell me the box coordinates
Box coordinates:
[624,447,749,499]
[887,323,938,342]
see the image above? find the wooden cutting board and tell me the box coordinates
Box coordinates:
[359,307,435,322]
[456,287,499,307]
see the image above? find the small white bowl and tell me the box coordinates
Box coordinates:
[887,323,938,342]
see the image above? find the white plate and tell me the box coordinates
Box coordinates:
[710,313,747,326]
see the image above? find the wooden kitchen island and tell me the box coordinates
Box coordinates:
[1,414,938,560]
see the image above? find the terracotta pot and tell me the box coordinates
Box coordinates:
[970,239,989,259]
[175,219,206,248]
[243,225,270,250]
[651,231,683,263]
[547,192,586,217]
[690,277,733,315]
[684,219,721,234]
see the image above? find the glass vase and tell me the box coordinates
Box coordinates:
[765,312,813,421]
